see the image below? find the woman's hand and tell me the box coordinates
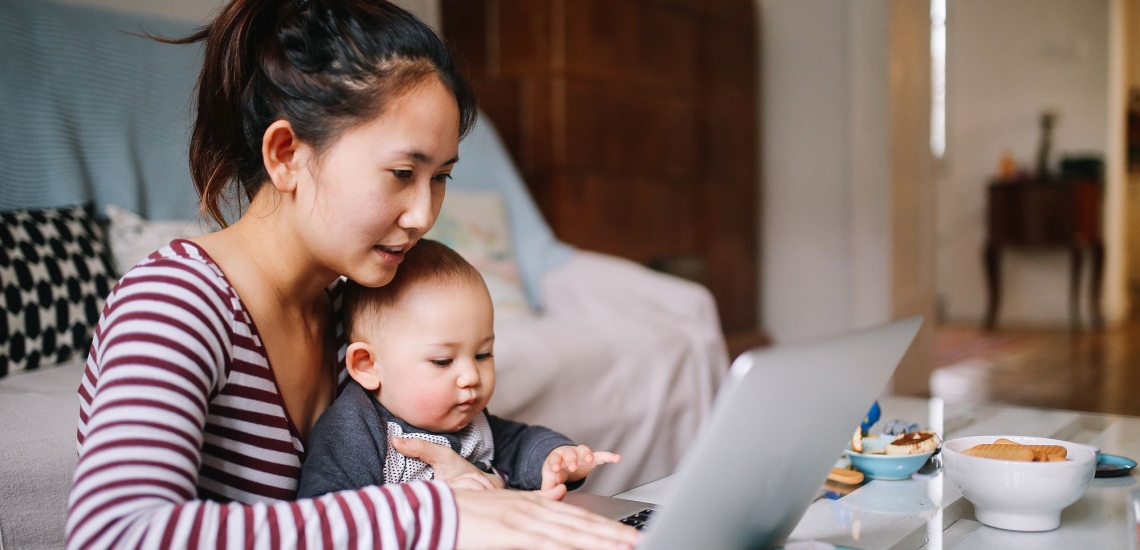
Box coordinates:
[391,436,505,490]
[453,486,642,550]
[447,472,500,491]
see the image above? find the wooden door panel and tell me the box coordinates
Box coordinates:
[638,5,699,91]
[563,0,640,78]
[496,0,554,76]
[441,0,759,332]
[563,80,698,180]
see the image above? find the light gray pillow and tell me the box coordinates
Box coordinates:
[104,205,208,275]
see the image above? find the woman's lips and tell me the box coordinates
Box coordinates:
[372,245,405,263]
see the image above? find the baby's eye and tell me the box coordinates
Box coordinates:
[392,169,414,180]
[431,358,453,367]
[432,173,452,184]
[475,353,493,362]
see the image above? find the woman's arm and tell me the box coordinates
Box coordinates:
[67,258,457,549]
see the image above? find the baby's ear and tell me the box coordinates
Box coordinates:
[346,342,381,390]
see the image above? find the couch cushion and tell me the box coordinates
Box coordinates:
[449,118,575,309]
[0,204,115,377]
[104,204,208,275]
[426,191,533,318]
[0,358,83,550]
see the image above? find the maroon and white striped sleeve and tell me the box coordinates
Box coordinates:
[66,257,458,549]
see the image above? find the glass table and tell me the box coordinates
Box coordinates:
[613,396,1140,549]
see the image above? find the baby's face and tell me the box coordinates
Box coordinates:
[368,279,496,433]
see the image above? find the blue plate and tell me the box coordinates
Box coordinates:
[1095,453,1136,478]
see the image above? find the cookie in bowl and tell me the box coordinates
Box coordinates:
[942,435,1096,532]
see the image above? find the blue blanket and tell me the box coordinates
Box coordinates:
[0,0,573,306]
[0,0,201,219]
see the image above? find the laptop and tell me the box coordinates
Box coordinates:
[564,316,923,549]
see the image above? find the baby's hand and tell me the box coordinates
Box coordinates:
[541,445,621,490]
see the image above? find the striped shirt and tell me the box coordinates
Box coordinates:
[67,239,458,549]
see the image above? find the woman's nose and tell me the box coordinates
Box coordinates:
[398,179,437,235]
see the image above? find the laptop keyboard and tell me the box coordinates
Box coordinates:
[618,508,655,531]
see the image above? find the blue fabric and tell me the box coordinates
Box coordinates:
[0,0,571,306]
[0,0,201,219]
[449,118,575,308]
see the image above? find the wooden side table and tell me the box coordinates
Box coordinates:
[983,179,1104,330]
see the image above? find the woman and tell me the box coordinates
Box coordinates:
[65,1,641,548]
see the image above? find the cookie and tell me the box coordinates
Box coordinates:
[852,427,863,453]
[962,444,1035,461]
[978,439,1067,461]
[828,467,864,485]
[1028,445,1067,462]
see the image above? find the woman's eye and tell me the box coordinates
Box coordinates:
[432,173,452,184]
[431,358,453,367]
[475,353,493,362]
[392,169,414,180]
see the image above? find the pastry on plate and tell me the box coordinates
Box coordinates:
[885,431,940,456]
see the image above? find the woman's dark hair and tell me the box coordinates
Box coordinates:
[160,0,477,227]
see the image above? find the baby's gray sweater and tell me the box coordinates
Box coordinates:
[297,381,577,498]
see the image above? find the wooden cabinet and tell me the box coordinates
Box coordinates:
[441,0,759,333]
[983,179,1104,330]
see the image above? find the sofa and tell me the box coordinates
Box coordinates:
[0,1,730,548]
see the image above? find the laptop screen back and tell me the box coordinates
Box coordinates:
[640,317,922,549]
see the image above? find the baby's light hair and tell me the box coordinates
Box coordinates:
[342,239,486,341]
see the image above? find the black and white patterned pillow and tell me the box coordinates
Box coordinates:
[0,204,116,377]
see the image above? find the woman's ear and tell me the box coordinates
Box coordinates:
[261,120,304,194]
[346,342,381,391]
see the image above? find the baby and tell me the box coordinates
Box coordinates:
[298,239,618,497]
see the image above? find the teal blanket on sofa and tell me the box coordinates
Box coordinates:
[0,0,573,306]
[0,0,201,219]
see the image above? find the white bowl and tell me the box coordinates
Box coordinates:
[942,436,1096,532]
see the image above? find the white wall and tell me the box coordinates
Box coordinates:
[937,0,1111,327]
[1107,0,1131,327]
[757,0,936,393]
[758,0,894,344]
[51,0,440,28]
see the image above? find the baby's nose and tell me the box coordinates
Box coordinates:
[456,367,479,387]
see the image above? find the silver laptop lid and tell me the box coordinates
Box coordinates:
[641,316,922,549]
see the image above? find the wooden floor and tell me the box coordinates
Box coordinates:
[932,322,1140,417]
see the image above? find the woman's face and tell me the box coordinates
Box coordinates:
[295,76,461,287]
